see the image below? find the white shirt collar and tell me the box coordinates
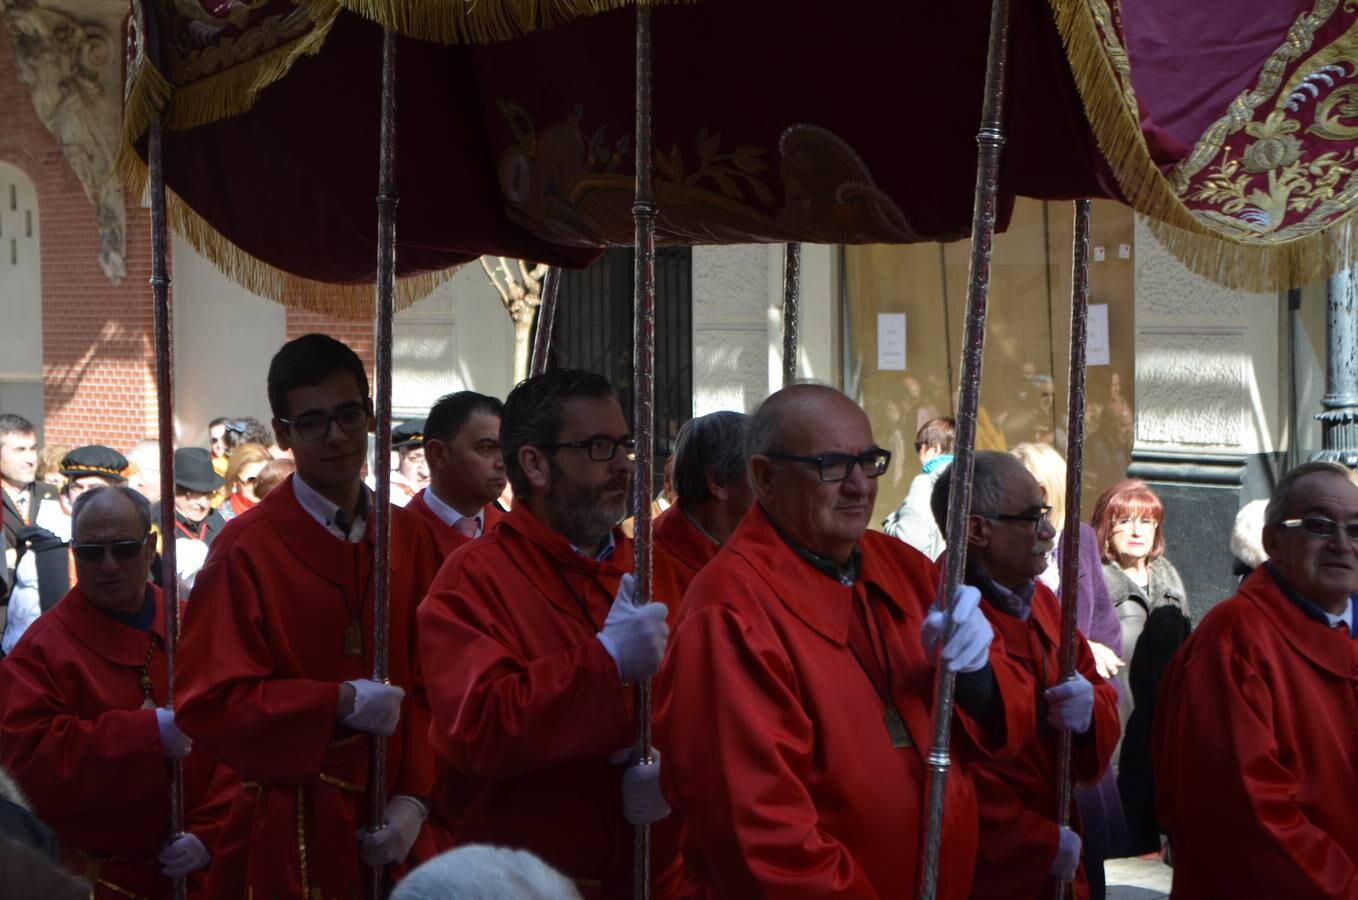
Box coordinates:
[1324,597,1355,631]
[422,488,484,537]
[571,531,617,562]
[292,475,369,543]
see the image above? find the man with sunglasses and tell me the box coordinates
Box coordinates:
[418,368,678,898]
[930,451,1119,900]
[406,392,506,557]
[174,334,444,898]
[1153,461,1358,899]
[0,486,234,896]
[655,384,1036,898]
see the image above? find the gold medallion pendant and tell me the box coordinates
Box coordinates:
[884,705,912,749]
[344,621,364,657]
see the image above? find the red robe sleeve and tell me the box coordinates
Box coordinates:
[1155,642,1358,899]
[175,550,341,783]
[657,602,882,899]
[393,515,439,803]
[418,565,633,779]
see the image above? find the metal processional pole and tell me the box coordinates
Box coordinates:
[782,242,801,386]
[1049,198,1093,900]
[531,266,561,377]
[630,2,657,898]
[367,27,398,900]
[918,0,1012,897]
[145,7,187,894]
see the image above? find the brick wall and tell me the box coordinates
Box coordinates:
[284,309,377,387]
[0,27,158,453]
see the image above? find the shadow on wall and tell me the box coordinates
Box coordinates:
[41,319,152,424]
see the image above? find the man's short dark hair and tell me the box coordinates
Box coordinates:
[208,417,229,431]
[223,417,274,451]
[267,334,370,420]
[673,411,748,505]
[426,392,505,445]
[501,369,615,502]
[0,414,35,444]
[930,450,1020,533]
[917,418,956,454]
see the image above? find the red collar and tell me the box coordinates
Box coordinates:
[654,503,720,575]
[53,585,168,667]
[1241,566,1358,679]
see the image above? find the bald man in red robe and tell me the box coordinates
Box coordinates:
[176,335,442,899]
[0,486,232,898]
[419,369,676,899]
[1155,461,1358,899]
[405,391,506,558]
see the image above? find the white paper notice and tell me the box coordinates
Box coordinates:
[1087,304,1110,366]
[877,313,907,371]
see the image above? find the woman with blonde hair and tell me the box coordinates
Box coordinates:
[34,445,69,491]
[219,442,272,521]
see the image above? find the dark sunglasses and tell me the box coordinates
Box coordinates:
[71,534,150,563]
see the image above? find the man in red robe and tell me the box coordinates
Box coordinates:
[175,334,442,899]
[655,384,1036,898]
[1154,461,1358,899]
[406,391,506,557]
[652,411,751,609]
[932,451,1119,900]
[0,486,231,898]
[419,369,674,899]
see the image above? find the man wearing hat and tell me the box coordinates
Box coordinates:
[152,447,227,548]
[390,418,429,507]
[2,445,129,654]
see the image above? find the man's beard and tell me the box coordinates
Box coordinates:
[544,460,629,552]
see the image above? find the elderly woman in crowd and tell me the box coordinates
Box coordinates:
[218,442,272,522]
[1012,441,1128,898]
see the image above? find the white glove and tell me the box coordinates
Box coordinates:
[920,585,993,673]
[155,708,192,759]
[343,679,405,736]
[358,795,426,867]
[596,574,669,683]
[1050,826,1082,882]
[1045,673,1095,733]
[621,750,671,826]
[159,832,210,877]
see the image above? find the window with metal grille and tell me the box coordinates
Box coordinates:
[546,247,693,498]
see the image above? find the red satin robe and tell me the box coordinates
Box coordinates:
[0,585,233,899]
[405,488,503,558]
[1153,566,1358,899]
[418,505,679,898]
[651,504,719,611]
[969,579,1119,900]
[175,476,441,900]
[654,504,1036,898]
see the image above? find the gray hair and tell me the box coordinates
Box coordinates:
[743,382,842,464]
[1263,460,1358,527]
[390,845,582,900]
[673,411,748,505]
[1231,499,1269,568]
[930,450,1023,532]
[70,486,152,539]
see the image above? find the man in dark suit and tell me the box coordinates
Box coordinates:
[1,415,57,627]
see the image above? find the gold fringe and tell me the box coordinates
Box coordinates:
[318,0,701,47]
[120,57,171,158]
[1049,0,1358,291]
[117,150,461,319]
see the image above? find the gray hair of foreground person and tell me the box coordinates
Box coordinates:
[70,485,152,537]
[1262,460,1358,526]
[673,411,748,504]
[390,844,583,900]
[929,449,1020,532]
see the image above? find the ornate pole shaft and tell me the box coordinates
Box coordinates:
[368,27,397,900]
[531,266,561,377]
[918,0,1012,896]
[782,242,801,386]
[631,4,656,898]
[144,6,186,896]
[1049,199,1093,899]
[1316,256,1358,468]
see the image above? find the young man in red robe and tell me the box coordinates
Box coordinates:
[175,334,442,899]
[655,384,1036,898]
[1154,461,1358,899]
[932,451,1119,900]
[651,411,751,610]
[0,486,231,898]
[406,391,506,558]
[418,369,675,899]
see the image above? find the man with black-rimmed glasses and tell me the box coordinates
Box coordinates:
[419,368,679,899]
[1154,460,1358,899]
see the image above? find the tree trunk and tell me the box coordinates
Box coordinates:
[512,314,534,386]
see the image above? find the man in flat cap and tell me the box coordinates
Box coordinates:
[2,445,129,653]
[390,418,429,507]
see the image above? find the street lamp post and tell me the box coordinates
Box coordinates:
[1315,265,1358,469]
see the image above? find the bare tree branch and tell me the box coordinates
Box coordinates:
[480,256,511,306]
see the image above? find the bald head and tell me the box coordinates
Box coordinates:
[745,384,870,464]
[70,486,154,613]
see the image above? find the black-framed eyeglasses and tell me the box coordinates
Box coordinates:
[72,533,150,563]
[278,402,369,442]
[766,448,892,483]
[540,435,636,463]
[974,504,1054,535]
[1277,516,1358,541]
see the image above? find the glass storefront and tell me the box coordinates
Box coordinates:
[840,198,1138,529]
